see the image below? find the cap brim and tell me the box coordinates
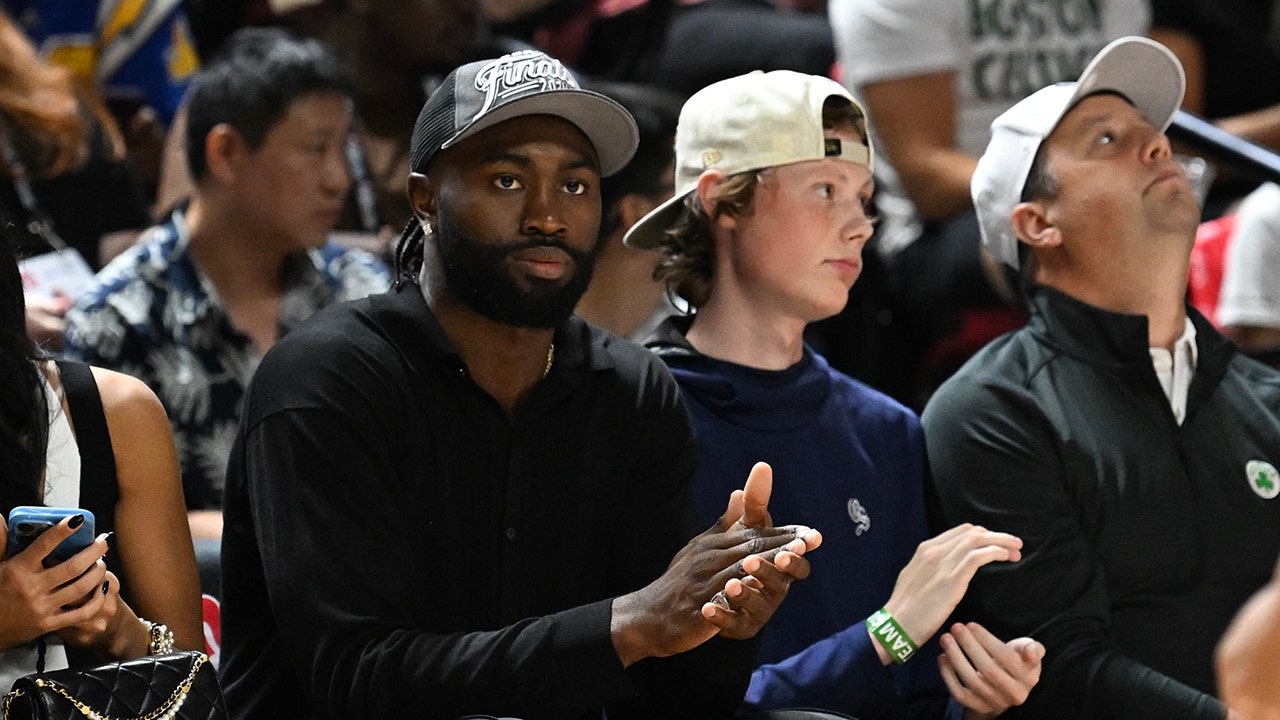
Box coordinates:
[622,188,693,250]
[440,89,639,177]
[1068,36,1185,133]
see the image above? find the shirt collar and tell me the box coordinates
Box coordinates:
[1029,287,1154,367]
[1029,286,1239,416]
[404,274,615,375]
[164,206,336,326]
[1149,317,1198,424]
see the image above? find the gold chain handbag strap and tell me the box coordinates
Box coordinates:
[1,653,207,720]
[1,688,21,719]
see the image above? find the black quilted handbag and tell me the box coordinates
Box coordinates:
[0,651,225,720]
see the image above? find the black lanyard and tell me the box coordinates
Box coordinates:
[345,135,380,233]
[0,120,70,253]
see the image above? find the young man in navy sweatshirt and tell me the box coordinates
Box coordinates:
[628,70,1043,719]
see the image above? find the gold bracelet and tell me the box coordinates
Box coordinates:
[142,620,175,656]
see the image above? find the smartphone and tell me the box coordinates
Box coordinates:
[6,506,96,565]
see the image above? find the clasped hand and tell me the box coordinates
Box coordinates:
[878,523,1042,717]
[611,462,821,666]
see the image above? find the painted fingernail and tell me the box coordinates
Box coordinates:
[101,580,109,595]
[68,514,85,529]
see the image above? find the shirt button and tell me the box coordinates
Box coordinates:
[505,527,516,540]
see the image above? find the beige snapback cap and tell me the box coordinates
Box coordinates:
[624,70,874,249]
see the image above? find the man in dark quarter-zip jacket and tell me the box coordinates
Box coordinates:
[925,36,1280,720]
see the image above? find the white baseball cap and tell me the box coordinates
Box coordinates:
[623,70,873,250]
[972,36,1187,269]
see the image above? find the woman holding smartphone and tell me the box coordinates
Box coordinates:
[0,231,200,688]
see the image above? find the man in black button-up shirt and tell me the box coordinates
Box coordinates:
[218,50,821,720]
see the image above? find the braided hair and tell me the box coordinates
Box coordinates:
[392,217,426,288]
[0,222,48,516]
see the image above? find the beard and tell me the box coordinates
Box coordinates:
[434,211,600,329]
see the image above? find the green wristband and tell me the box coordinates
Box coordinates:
[866,607,918,664]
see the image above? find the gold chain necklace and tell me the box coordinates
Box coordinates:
[542,343,555,379]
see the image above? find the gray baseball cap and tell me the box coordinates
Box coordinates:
[409,49,639,177]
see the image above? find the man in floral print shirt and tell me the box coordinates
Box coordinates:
[63,28,389,543]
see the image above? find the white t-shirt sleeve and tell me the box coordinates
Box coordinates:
[830,0,962,89]
[1220,183,1280,329]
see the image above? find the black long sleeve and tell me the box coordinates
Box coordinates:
[220,286,756,719]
